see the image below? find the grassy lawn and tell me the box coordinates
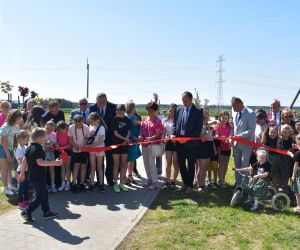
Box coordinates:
[0,181,18,215]
[119,160,300,250]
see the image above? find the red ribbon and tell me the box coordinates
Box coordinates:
[80,136,290,156]
[59,149,69,163]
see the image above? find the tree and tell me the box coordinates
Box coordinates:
[18,86,30,103]
[30,91,38,99]
[0,81,13,100]
[193,88,201,107]
[152,92,160,104]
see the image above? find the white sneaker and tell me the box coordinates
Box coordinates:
[250,203,258,211]
[64,182,70,191]
[3,187,14,196]
[58,182,65,191]
[50,184,57,193]
[8,184,18,191]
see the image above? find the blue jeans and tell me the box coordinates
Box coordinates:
[18,172,29,203]
[26,181,50,214]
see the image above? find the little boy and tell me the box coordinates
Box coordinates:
[19,128,62,223]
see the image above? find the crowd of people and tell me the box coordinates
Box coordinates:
[0,91,300,222]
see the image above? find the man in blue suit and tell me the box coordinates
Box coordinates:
[69,98,90,125]
[90,93,116,186]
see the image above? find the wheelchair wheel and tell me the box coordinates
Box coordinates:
[265,186,277,201]
[230,190,242,207]
[271,192,290,211]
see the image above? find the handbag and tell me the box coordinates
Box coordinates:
[150,142,165,157]
[87,125,101,145]
[147,120,165,157]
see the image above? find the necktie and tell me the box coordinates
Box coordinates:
[82,112,86,123]
[237,112,242,123]
[181,107,188,131]
[273,112,277,120]
[100,108,104,118]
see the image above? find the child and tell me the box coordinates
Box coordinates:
[68,115,90,192]
[295,119,300,136]
[291,134,300,212]
[16,130,30,210]
[19,128,62,222]
[196,109,213,192]
[111,104,131,193]
[237,149,271,211]
[85,112,107,192]
[207,137,218,189]
[278,125,294,191]
[0,101,10,127]
[214,111,231,188]
[44,120,58,193]
[0,109,23,195]
[56,121,72,191]
[262,125,280,188]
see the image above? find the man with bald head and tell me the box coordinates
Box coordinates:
[267,99,281,127]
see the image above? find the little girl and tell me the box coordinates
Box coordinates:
[56,121,72,191]
[44,120,58,193]
[278,124,294,191]
[0,101,10,127]
[111,104,131,193]
[290,134,300,212]
[68,115,90,192]
[262,125,280,188]
[214,111,231,188]
[85,112,107,192]
[237,149,271,211]
[0,109,23,195]
[16,130,30,209]
[196,109,214,192]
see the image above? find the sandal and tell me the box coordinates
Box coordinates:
[128,175,138,185]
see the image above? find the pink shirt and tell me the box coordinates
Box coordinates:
[141,116,164,141]
[0,113,7,127]
[215,124,231,151]
[57,130,71,149]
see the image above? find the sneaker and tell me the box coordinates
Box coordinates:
[119,183,128,192]
[213,182,218,188]
[99,185,105,192]
[293,206,300,213]
[42,211,58,219]
[143,180,152,187]
[64,182,70,191]
[50,184,57,193]
[18,202,28,210]
[3,186,14,196]
[79,184,86,192]
[163,182,171,190]
[87,184,95,192]
[250,203,259,211]
[21,210,34,223]
[8,184,18,191]
[221,183,226,189]
[113,184,121,193]
[170,181,176,189]
[58,182,65,191]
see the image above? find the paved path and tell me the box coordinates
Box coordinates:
[0,159,161,250]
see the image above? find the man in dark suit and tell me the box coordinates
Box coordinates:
[89,93,116,186]
[172,91,203,194]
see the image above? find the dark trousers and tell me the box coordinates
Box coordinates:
[176,143,198,188]
[104,150,114,184]
[26,181,50,214]
[18,172,29,203]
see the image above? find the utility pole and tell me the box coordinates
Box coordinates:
[86,58,89,99]
[216,55,225,114]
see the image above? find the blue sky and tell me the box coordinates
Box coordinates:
[0,0,299,107]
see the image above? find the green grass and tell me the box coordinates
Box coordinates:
[0,181,18,215]
[118,160,300,250]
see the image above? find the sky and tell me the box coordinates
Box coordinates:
[0,0,299,107]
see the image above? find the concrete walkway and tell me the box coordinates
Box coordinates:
[0,159,161,250]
